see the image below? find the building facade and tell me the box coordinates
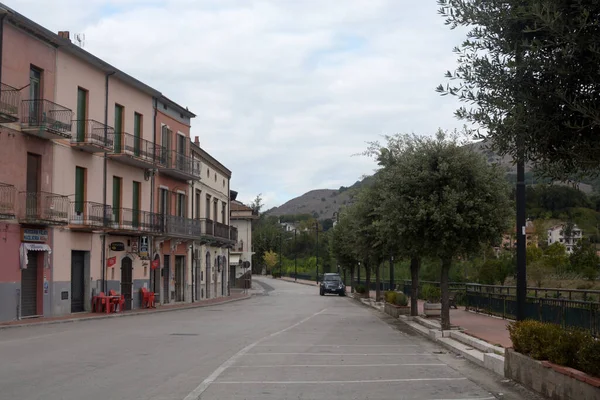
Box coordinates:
[0,4,236,322]
[548,224,583,254]
[229,198,257,288]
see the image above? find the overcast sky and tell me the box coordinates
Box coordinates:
[11,0,467,209]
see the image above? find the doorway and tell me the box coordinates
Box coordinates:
[175,255,185,302]
[26,153,40,219]
[71,251,85,313]
[21,251,39,317]
[151,254,160,302]
[163,255,170,303]
[221,256,227,296]
[205,252,211,299]
[120,257,133,310]
[214,256,218,297]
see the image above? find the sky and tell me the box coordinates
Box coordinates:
[9,0,467,209]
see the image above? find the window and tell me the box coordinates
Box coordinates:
[176,193,186,218]
[195,190,201,219]
[207,168,210,178]
[223,179,225,187]
[133,113,142,157]
[114,104,124,153]
[214,173,217,182]
[206,195,211,220]
[159,188,169,215]
[213,200,218,222]
[221,201,226,224]
[132,181,141,227]
[76,87,88,141]
[75,167,86,214]
[112,176,122,222]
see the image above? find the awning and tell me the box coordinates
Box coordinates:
[20,243,52,270]
[229,254,241,265]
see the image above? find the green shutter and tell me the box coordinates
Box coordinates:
[134,113,141,156]
[114,105,123,153]
[132,181,140,227]
[113,177,121,223]
[76,88,87,142]
[75,167,85,213]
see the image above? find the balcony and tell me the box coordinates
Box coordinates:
[70,120,115,153]
[108,132,163,169]
[200,219,236,245]
[157,150,201,181]
[18,191,69,225]
[106,207,160,235]
[230,226,238,242]
[69,201,110,231]
[158,214,201,239]
[0,83,19,123]
[21,99,73,140]
[0,182,16,219]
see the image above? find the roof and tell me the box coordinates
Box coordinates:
[159,95,196,118]
[191,141,231,178]
[231,201,253,212]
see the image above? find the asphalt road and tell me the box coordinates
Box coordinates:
[0,278,541,400]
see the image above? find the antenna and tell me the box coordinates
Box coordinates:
[75,33,86,48]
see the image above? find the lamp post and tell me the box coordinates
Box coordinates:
[279,234,282,277]
[315,221,319,284]
[389,255,394,291]
[293,229,297,282]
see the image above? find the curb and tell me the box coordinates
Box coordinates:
[279,278,318,287]
[0,295,251,331]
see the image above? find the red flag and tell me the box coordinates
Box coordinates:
[107,256,117,268]
[151,259,160,269]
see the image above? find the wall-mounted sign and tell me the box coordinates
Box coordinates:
[110,242,125,251]
[131,237,139,254]
[139,236,149,258]
[22,228,48,243]
[151,259,160,270]
[107,256,117,268]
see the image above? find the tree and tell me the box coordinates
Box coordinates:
[438,1,600,178]
[263,250,278,275]
[331,210,358,292]
[570,240,600,281]
[544,242,569,274]
[374,132,512,329]
[250,194,264,215]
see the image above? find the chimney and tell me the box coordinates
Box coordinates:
[58,31,71,41]
[194,136,199,146]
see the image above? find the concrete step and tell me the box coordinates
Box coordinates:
[449,331,504,356]
[415,316,441,330]
[437,337,485,366]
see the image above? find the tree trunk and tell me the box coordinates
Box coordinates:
[410,257,420,317]
[440,257,452,331]
[365,262,371,299]
[350,265,355,293]
[375,263,381,302]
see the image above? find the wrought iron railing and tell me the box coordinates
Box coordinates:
[70,201,111,228]
[21,99,73,136]
[112,131,164,164]
[214,221,230,239]
[19,191,69,224]
[159,214,202,237]
[0,83,19,121]
[109,207,160,233]
[158,150,201,178]
[0,182,16,218]
[71,119,114,148]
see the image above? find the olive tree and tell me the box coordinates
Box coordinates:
[375,131,512,329]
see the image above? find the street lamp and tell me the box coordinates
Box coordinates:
[315,220,319,284]
[389,255,394,291]
[293,228,297,282]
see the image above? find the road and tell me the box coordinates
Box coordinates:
[0,278,540,400]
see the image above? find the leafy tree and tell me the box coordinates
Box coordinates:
[570,239,600,281]
[263,250,278,275]
[250,194,264,215]
[372,131,512,329]
[331,210,359,292]
[544,242,569,274]
[438,1,600,178]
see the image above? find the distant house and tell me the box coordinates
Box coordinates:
[501,220,538,250]
[547,224,583,254]
[280,222,298,232]
[230,199,259,287]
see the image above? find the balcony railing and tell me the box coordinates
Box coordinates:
[159,214,201,238]
[70,201,111,228]
[19,191,69,225]
[0,83,19,123]
[158,150,201,179]
[108,207,160,233]
[21,99,73,137]
[0,182,16,219]
[111,132,163,165]
[71,119,114,150]
[202,219,235,241]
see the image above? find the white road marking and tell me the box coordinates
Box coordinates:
[230,363,447,368]
[213,377,468,384]
[427,398,496,400]
[254,344,419,347]
[245,352,430,356]
[182,308,328,400]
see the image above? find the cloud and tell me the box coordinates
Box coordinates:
[9,0,468,209]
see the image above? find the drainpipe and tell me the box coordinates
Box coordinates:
[102,71,115,293]
[0,12,6,86]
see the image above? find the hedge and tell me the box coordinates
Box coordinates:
[508,320,600,377]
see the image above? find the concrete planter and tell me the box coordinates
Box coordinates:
[423,302,441,317]
[505,349,600,400]
[384,303,410,318]
[353,292,368,300]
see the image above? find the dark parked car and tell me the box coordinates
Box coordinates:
[319,273,346,296]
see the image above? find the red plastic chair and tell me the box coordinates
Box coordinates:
[109,290,125,312]
[140,288,155,308]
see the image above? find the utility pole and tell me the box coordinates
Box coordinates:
[389,255,394,291]
[294,229,297,282]
[315,221,319,283]
[279,234,282,277]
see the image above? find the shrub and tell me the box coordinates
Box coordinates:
[394,292,408,306]
[355,284,366,294]
[384,291,396,304]
[422,284,441,303]
[272,272,281,278]
[549,329,592,368]
[577,339,600,378]
[508,320,561,360]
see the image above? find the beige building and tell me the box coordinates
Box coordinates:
[229,198,257,287]
[190,137,236,300]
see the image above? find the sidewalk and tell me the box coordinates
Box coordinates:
[0,290,251,330]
